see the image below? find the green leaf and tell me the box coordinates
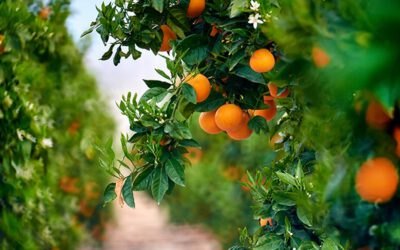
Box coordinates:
[140,87,168,102]
[113,46,122,66]
[182,83,197,104]
[151,167,169,204]
[230,0,249,18]
[164,122,192,139]
[155,68,170,80]
[228,50,246,71]
[100,44,115,60]
[296,206,312,226]
[151,0,164,12]
[143,80,171,89]
[103,183,117,206]
[248,116,269,133]
[276,172,298,187]
[321,238,340,250]
[165,159,185,186]
[194,91,225,112]
[81,23,98,37]
[122,175,135,208]
[272,191,296,206]
[233,65,265,84]
[167,7,190,38]
[133,167,153,191]
[176,34,208,66]
[179,139,201,148]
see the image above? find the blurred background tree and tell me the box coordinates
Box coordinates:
[0,0,114,249]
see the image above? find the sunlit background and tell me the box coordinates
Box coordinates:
[67,0,166,134]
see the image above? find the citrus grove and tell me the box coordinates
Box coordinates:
[84,0,400,249]
[0,0,114,248]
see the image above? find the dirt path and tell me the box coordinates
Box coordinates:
[83,193,221,250]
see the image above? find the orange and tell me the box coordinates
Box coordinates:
[187,0,206,18]
[210,24,219,37]
[159,138,169,146]
[215,103,244,131]
[79,200,94,217]
[227,113,253,140]
[249,49,275,73]
[240,174,251,191]
[259,218,273,227]
[39,7,51,20]
[269,132,284,148]
[312,47,330,68]
[394,127,400,157]
[68,120,80,136]
[223,166,242,181]
[184,147,203,165]
[84,181,100,200]
[199,110,222,134]
[185,73,211,103]
[159,25,177,52]
[268,83,289,98]
[263,95,274,102]
[365,100,391,129]
[253,100,277,122]
[0,34,5,54]
[355,157,398,203]
[59,176,80,194]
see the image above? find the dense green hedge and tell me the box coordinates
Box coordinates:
[0,1,114,249]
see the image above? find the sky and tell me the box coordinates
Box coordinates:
[66,0,167,133]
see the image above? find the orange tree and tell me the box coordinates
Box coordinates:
[86,0,400,249]
[1,0,114,248]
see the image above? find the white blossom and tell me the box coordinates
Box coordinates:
[250,0,260,11]
[15,165,34,180]
[248,13,264,29]
[41,138,53,148]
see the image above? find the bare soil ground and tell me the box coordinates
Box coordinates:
[82,193,221,250]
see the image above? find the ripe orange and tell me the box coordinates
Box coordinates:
[210,24,219,37]
[159,138,169,146]
[269,132,284,148]
[59,176,80,194]
[223,166,242,181]
[199,110,222,134]
[259,218,273,227]
[253,100,277,122]
[187,0,206,18]
[184,147,203,165]
[365,100,391,129]
[159,25,177,52]
[355,157,399,203]
[268,83,289,98]
[185,73,211,103]
[263,95,274,102]
[227,113,253,140]
[312,47,330,68]
[240,174,251,191]
[39,7,51,20]
[79,200,94,217]
[249,49,275,73]
[68,120,80,136]
[0,34,4,51]
[394,127,400,157]
[215,103,244,131]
